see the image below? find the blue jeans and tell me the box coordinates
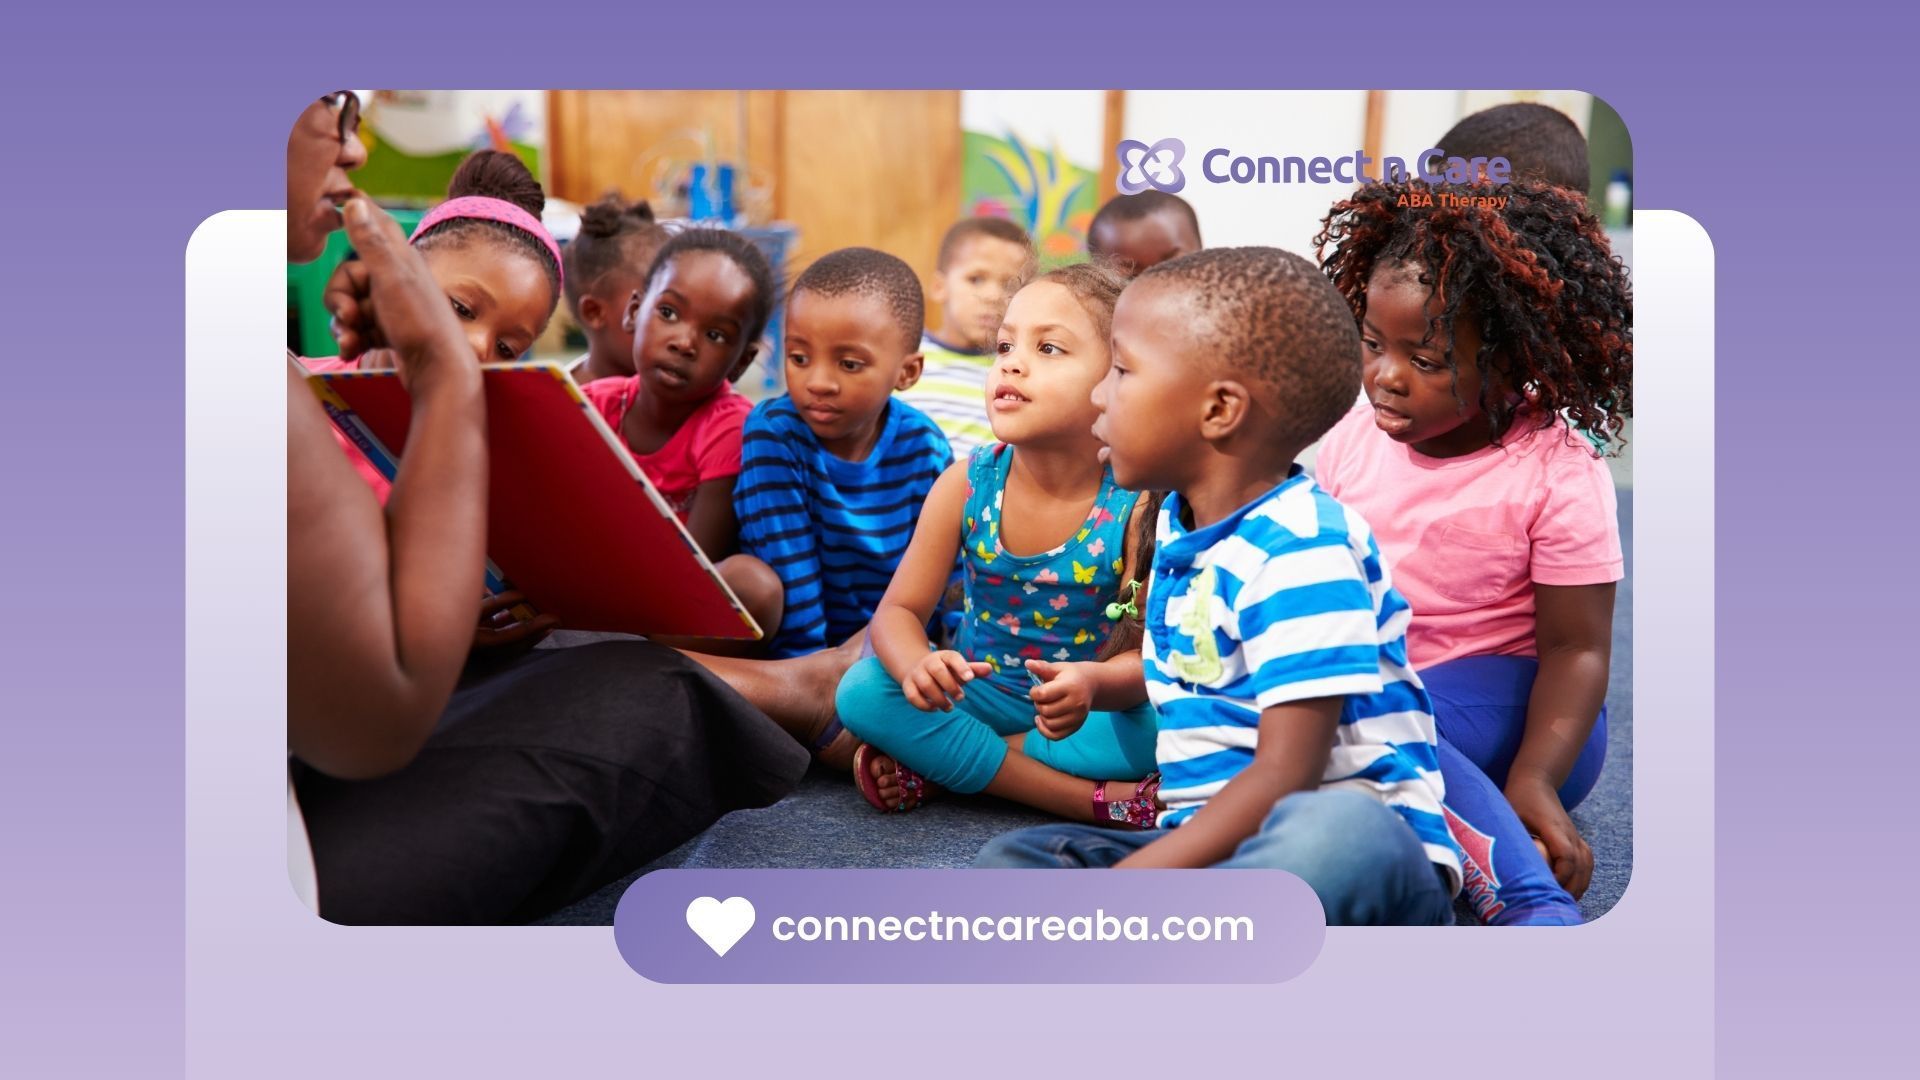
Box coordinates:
[836,656,1158,793]
[1426,655,1607,926]
[974,789,1455,926]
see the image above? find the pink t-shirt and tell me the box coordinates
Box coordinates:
[1315,401,1623,670]
[582,375,750,520]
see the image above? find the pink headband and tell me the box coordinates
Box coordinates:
[409,195,564,292]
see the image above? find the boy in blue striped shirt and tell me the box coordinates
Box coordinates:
[733,248,953,658]
[976,249,1462,925]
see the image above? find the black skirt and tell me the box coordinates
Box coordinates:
[292,639,808,925]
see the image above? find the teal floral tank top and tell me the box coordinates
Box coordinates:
[954,442,1140,698]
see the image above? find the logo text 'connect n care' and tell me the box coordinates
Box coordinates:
[1115,141,1511,191]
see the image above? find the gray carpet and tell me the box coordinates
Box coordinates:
[538,491,1633,926]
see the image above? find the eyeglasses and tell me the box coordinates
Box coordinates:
[321,91,362,144]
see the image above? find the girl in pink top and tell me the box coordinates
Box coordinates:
[581,228,774,553]
[581,228,785,645]
[1315,178,1632,925]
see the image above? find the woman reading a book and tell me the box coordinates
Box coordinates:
[285,93,806,924]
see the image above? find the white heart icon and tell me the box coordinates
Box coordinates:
[685,896,755,957]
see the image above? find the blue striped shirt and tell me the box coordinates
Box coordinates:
[734,397,952,658]
[1144,469,1463,891]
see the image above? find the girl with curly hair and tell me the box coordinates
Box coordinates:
[1313,177,1632,925]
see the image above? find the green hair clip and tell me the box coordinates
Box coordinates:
[1105,579,1143,622]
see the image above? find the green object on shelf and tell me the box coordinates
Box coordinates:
[286,207,426,359]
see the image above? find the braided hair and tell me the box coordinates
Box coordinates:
[562,193,666,317]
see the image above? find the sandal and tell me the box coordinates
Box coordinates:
[1093,772,1162,830]
[852,743,940,813]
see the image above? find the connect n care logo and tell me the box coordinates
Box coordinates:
[1116,138,1187,195]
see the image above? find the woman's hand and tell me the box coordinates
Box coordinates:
[321,196,471,390]
[1025,659,1094,740]
[1506,771,1593,898]
[905,650,992,712]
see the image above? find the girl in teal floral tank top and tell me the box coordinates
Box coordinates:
[837,265,1163,826]
[955,444,1136,695]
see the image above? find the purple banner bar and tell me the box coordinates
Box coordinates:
[614,869,1325,984]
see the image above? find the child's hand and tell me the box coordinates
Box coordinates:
[473,590,560,653]
[1506,774,1594,899]
[905,650,991,712]
[1026,659,1094,740]
[322,197,471,388]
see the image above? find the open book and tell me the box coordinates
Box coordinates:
[304,361,761,640]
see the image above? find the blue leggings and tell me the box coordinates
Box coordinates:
[835,657,1159,794]
[1427,655,1607,926]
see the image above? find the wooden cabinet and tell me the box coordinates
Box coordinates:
[547,91,962,292]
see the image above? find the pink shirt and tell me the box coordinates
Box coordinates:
[1315,402,1623,670]
[582,375,750,520]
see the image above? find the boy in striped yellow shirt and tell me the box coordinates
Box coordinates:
[899,217,1034,460]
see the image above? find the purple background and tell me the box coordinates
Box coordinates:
[614,869,1324,982]
[2,2,1902,1075]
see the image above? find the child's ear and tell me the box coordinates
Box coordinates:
[1199,379,1252,440]
[620,290,642,334]
[927,273,948,309]
[579,294,607,330]
[893,350,925,392]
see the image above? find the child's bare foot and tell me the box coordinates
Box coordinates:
[853,745,937,812]
[867,751,902,809]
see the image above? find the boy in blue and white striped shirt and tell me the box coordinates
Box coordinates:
[976,248,1461,925]
[734,248,953,658]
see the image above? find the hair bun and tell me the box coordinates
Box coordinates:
[579,193,654,239]
[447,149,545,217]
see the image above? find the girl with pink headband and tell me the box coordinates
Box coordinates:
[315,150,563,493]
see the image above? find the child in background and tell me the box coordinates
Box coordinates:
[561,194,670,386]
[838,263,1162,824]
[1435,102,1590,195]
[1314,178,1631,925]
[977,249,1462,927]
[1086,191,1203,277]
[897,217,1033,461]
[733,247,950,658]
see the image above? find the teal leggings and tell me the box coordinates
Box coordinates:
[835,657,1159,794]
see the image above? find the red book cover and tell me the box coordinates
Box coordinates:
[305,362,760,640]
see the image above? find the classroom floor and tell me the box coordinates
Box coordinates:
[538,491,1634,926]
